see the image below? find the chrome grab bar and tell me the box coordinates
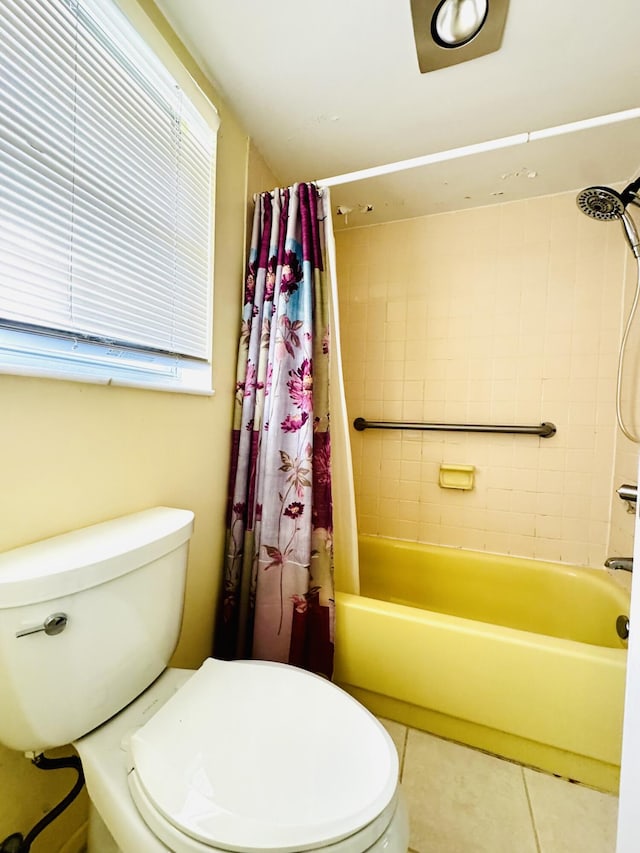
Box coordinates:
[353,418,557,438]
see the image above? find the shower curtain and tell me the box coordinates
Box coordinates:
[216,183,357,678]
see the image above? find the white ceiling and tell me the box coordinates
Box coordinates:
[154,0,640,228]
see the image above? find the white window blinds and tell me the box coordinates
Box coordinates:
[0,0,217,392]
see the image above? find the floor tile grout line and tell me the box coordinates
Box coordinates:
[522,767,543,853]
[390,721,619,852]
[399,724,409,781]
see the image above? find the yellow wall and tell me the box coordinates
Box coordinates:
[336,190,635,568]
[0,1,254,849]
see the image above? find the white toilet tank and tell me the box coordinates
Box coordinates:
[0,507,194,753]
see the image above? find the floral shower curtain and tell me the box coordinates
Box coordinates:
[216,183,335,678]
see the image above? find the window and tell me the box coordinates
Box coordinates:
[0,0,217,393]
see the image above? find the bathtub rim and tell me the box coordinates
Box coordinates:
[335,589,629,656]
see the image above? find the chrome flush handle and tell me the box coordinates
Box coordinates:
[15,612,69,638]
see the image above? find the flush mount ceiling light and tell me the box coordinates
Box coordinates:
[410,0,510,73]
[431,0,487,47]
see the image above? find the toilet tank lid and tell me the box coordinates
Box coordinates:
[0,507,194,608]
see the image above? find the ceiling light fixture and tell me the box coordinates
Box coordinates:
[410,0,510,73]
[431,0,488,48]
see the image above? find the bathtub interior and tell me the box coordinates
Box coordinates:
[334,536,630,794]
[358,534,629,647]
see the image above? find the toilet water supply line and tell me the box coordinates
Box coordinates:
[0,754,85,853]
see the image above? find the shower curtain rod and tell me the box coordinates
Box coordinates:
[316,107,640,188]
[353,418,557,438]
[252,185,327,203]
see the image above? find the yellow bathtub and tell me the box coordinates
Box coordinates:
[334,535,630,793]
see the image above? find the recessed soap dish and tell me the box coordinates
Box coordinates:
[439,464,475,490]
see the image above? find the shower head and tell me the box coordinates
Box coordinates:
[576,186,625,221]
[576,184,640,258]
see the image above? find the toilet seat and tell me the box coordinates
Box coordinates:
[128,658,399,853]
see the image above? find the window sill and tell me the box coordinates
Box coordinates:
[0,328,214,396]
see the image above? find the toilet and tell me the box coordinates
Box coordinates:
[0,507,409,853]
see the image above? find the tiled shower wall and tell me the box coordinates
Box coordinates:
[335,189,632,568]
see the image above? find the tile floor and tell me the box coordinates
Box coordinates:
[379,718,619,853]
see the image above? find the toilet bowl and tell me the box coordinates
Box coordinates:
[76,662,409,852]
[0,508,409,853]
